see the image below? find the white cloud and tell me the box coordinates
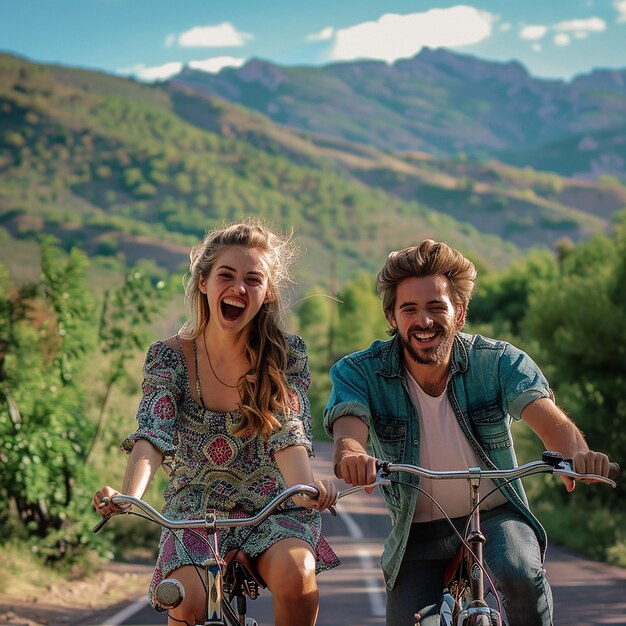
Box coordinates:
[173,23,253,48]
[554,33,571,47]
[327,6,494,64]
[500,22,512,32]
[532,43,542,52]
[553,17,606,33]
[614,0,626,22]
[307,26,334,42]
[188,56,246,73]
[118,62,183,82]
[519,25,548,41]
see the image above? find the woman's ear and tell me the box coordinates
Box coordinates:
[198,274,207,294]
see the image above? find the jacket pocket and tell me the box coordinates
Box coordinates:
[468,402,513,450]
[372,420,408,507]
[372,420,408,460]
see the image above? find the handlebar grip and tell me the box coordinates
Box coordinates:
[608,462,620,480]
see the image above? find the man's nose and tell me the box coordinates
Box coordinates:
[415,311,433,328]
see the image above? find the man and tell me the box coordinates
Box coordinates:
[324,239,612,626]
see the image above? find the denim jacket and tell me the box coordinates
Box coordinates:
[324,332,551,589]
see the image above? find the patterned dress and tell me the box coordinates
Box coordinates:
[121,333,339,604]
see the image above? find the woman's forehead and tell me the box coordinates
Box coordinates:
[214,245,270,273]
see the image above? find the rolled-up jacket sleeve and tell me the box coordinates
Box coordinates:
[324,357,373,435]
[500,343,554,420]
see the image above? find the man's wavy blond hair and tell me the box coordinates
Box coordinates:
[181,219,297,437]
[376,239,477,334]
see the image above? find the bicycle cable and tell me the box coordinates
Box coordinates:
[387,477,504,615]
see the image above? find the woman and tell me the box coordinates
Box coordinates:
[94,220,339,626]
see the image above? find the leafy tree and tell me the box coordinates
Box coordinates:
[86,267,171,462]
[470,248,558,337]
[0,241,173,563]
[0,240,96,545]
[331,272,388,361]
[524,231,626,501]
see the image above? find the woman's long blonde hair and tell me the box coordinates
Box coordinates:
[181,219,296,437]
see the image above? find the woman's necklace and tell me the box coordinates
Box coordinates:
[203,332,241,389]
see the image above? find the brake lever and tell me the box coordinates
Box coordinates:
[337,476,391,500]
[92,514,111,533]
[553,459,617,488]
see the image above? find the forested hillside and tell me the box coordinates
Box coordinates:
[2,51,626,295]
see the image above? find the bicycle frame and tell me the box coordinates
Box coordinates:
[377,452,618,626]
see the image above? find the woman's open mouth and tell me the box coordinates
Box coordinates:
[221,297,246,320]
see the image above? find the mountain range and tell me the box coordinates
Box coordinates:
[172,47,626,180]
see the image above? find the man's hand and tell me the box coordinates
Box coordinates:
[332,417,378,490]
[564,450,612,492]
[335,452,379,489]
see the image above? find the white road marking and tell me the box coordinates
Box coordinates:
[99,595,149,625]
[337,508,386,617]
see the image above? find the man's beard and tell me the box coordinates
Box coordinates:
[397,324,455,365]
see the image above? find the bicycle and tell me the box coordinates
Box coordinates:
[373,451,619,626]
[93,483,348,626]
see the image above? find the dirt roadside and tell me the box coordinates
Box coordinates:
[0,561,153,626]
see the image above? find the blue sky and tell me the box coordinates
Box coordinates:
[2,0,626,82]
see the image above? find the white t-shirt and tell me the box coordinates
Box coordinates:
[406,370,507,522]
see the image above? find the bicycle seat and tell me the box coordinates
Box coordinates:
[223,549,267,600]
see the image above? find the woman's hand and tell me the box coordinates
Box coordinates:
[93,485,127,516]
[294,479,338,512]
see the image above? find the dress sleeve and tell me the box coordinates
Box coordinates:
[266,334,314,457]
[120,341,185,457]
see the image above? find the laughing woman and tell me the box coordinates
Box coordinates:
[94,220,339,626]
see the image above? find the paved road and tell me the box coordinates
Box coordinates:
[90,443,626,626]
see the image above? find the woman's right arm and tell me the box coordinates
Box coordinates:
[94,439,164,516]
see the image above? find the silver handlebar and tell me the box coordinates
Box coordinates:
[102,483,320,531]
[378,458,617,488]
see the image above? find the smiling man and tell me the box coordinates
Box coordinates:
[324,239,613,626]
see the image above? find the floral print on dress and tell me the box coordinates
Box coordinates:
[120,333,339,607]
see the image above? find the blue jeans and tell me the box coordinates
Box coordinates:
[386,504,553,626]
